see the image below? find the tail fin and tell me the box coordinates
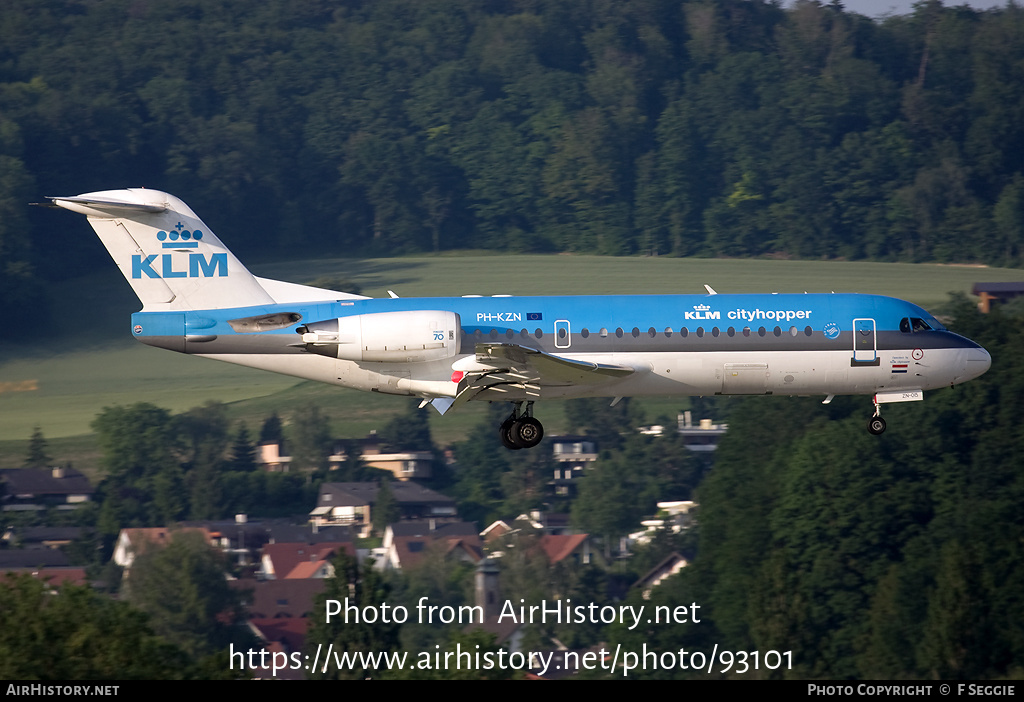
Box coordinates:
[50,189,275,310]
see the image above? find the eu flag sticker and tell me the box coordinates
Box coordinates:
[527,312,543,321]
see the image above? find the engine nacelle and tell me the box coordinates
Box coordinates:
[300,310,460,363]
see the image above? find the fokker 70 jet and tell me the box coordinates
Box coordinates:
[46,189,991,449]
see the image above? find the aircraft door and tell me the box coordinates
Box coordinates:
[555,320,571,349]
[853,318,877,363]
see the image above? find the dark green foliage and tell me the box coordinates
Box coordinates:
[372,477,400,535]
[571,431,702,547]
[122,530,253,660]
[287,404,332,471]
[23,425,50,468]
[229,422,257,473]
[3,0,1024,313]
[379,400,435,453]
[306,550,401,680]
[91,403,185,534]
[0,573,240,679]
[259,412,283,444]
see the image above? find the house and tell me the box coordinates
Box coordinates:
[549,436,598,498]
[972,282,1024,313]
[310,481,457,537]
[2,526,89,550]
[258,441,292,472]
[246,618,310,680]
[632,552,689,600]
[380,521,483,571]
[0,467,94,512]
[0,549,71,570]
[257,434,434,481]
[259,542,354,580]
[537,533,593,567]
[480,520,513,545]
[1,567,88,588]
[677,412,728,452]
[234,578,327,619]
[353,433,434,481]
[112,527,212,569]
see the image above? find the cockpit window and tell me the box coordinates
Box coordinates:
[900,317,936,333]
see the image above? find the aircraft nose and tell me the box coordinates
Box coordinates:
[964,346,991,381]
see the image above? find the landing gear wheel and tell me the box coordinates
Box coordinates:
[499,417,522,450]
[510,416,544,449]
[868,416,886,435]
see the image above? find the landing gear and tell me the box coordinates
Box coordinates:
[499,401,544,450]
[867,401,886,435]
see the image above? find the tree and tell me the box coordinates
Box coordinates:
[91,403,185,533]
[229,422,257,473]
[379,400,435,452]
[288,405,332,471]
[123,530,251,660]
[306,550,401,680]
[23,425,50,469]
[0,574,211,679]
[372,477,400,535]
[259,411,283,444]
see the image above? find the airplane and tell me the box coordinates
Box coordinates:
[45,188,992,449]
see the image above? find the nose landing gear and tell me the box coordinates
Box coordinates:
[868,400,886,435]
[499,401,544,450]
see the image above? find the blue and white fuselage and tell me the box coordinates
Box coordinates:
[49,188,991,448]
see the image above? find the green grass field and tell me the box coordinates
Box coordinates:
[1,254,1020,473]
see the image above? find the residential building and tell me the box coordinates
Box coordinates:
[0,467,94,512]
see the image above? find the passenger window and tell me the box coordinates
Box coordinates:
[615,328,624,338]
[581,328,590,338]
[696,327,705,338]
[664,327,673,337]
[648,327,657,338]
[631,327,640,338]
[711,327,720,337]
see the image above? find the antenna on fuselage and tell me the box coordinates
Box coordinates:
[704,284,718,295]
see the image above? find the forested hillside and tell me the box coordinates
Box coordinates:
[3,0,1024,324]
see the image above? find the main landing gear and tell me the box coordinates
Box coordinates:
[499,401,544,450]
[868,400,886,435]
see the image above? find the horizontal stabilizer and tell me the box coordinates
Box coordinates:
[48,195,168,215]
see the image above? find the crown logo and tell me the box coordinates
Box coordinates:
[157,222,204,249]
[693,304,711,312]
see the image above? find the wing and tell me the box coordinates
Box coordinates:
[430,342,634,414]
